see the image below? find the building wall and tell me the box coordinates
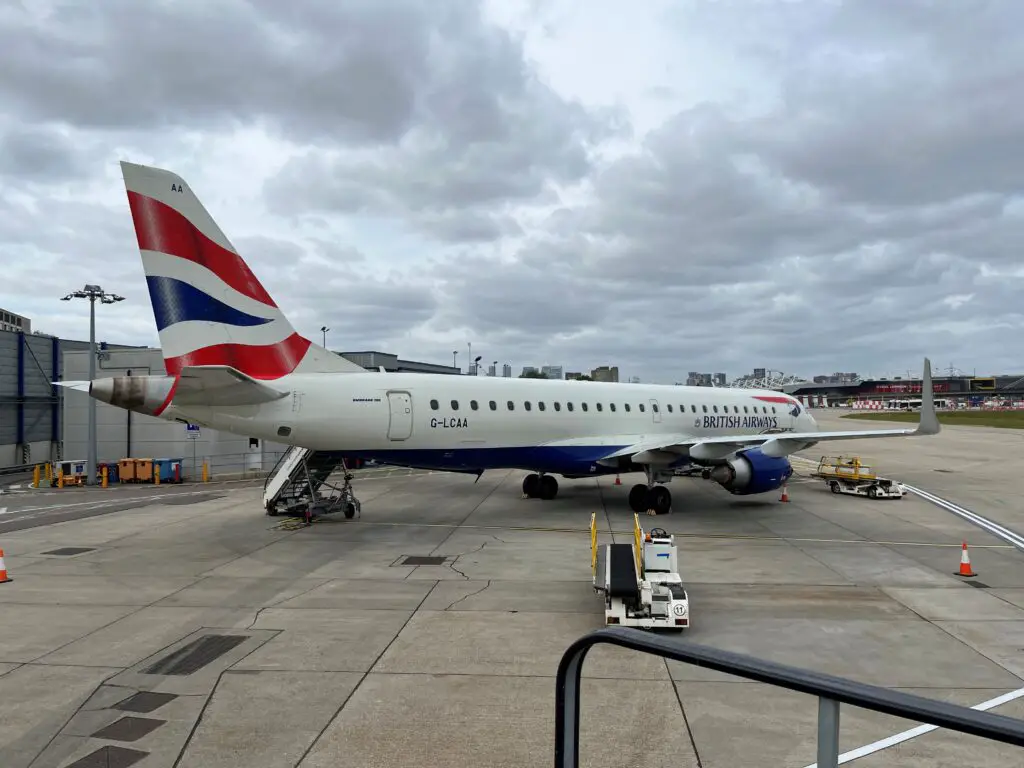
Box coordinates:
[61,348,292,478]
[0,308,31,333]
[0,330,101,468]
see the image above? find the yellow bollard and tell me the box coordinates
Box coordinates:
[101,466,108,488]
[154,464,160,485]
[57,469,64,489]
[202,461,209,483]
[45,462,52,483]
[32,465,40,489]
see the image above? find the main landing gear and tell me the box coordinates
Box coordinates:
[628,467,672,516]
[523,473,558,500]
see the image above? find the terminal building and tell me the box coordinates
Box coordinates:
[780,373,1024,407]
[0,324,460,472]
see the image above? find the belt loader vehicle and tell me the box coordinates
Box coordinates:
[812,455,907,499]
[590,513,690,630]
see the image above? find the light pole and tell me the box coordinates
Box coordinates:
[61,285,124,486]
[321,326,329,347]
[453,350,458,370]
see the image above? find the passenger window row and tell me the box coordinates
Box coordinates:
[427,399,778,415]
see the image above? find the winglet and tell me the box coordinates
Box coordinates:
[913,357,941,436]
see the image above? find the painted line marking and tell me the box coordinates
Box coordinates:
[903,484,1024,552]
[802,687,1024,767]
[0,508,8,516]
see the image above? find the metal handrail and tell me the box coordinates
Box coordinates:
[554,627,1024,768]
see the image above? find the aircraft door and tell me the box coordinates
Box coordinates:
[386,391,413,441]
[649,398,662,423]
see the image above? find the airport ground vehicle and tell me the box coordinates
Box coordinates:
[812,456,907,499]
[590,513,690,629]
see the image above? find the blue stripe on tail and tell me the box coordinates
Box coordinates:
[146,276,274,331]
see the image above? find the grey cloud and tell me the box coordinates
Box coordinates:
[0,123,93,182]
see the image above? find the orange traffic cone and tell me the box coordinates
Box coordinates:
[0,548,11,584]
[780,484,790,502]
[614,475,621,486]
[957,541,976,577]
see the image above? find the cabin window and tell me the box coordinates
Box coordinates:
[640,404,646,412]
[451,400,459,410]
[489,400,497,411]
[713,405,718,413]
[579,403,587,412]
[743,406,748,413]
[772,406,777,414]
[525,401,532,411]
[430,399,439,410]
[538,401,546,411]
[691,405,697,413]
[507,400,515,410]
[567,402,574,412]
[624,404,631,412]
[733,406,739,413]
[471,400,479,410]
[596,403,603,412]
[702,405,708,413]
[554,402,561,411]
[610,403,616,412]
[653,404,659,413]
[666,405,672,413]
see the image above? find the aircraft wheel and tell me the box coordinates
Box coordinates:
[539,475,558,500]
[628,484,648,513]
[523,473,541,498]
[647,486,672,515]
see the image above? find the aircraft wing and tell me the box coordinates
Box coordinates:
[598,357,940,465]
[171,365,289,407]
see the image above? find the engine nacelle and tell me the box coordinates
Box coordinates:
[707,448,793,495]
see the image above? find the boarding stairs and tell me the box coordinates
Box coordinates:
[262,447,360,520]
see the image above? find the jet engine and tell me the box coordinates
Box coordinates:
[706,448,793,495]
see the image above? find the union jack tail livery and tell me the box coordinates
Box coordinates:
[120,161,364,380]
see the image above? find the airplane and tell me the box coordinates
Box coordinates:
[61,160,941,516]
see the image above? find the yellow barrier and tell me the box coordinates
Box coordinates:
[45,462,52,484]
[154,464,161,485]
[202,461,209,483]
[32,465,40,488]
[590,513,598,574]
[57,468,64,488]
[101,466,108,488]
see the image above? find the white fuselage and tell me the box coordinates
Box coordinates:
[160,372,818,475]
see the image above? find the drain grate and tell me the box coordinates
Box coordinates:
[65,746,149,767]
[113,691,178,713]
[400,555,448,566]
[91,716,165,742]
[42,547,95,556]
[143,634,249,676]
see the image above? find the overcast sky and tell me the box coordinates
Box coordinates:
[1,0,1021,383]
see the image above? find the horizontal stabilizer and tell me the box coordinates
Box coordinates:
[172,365,289,406]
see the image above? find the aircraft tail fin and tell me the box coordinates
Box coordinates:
[119,161,365,380]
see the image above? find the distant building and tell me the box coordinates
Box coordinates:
[591,366,619,383]
[339,351,459,375]
[565,372,585,380]
[713,373,727,387]
[502,364,512,378]
[541,365,563,380]
[521,366,538,377]
[487,363,497,377]
[687,372,713,387]
[0,308,30,334]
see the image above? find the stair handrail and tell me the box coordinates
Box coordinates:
[555,627,1024,768]
[263,447,294,493]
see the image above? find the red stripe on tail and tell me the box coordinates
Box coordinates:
[127,191,277,307]
[164,333,311,380]
[752,395,795,404]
